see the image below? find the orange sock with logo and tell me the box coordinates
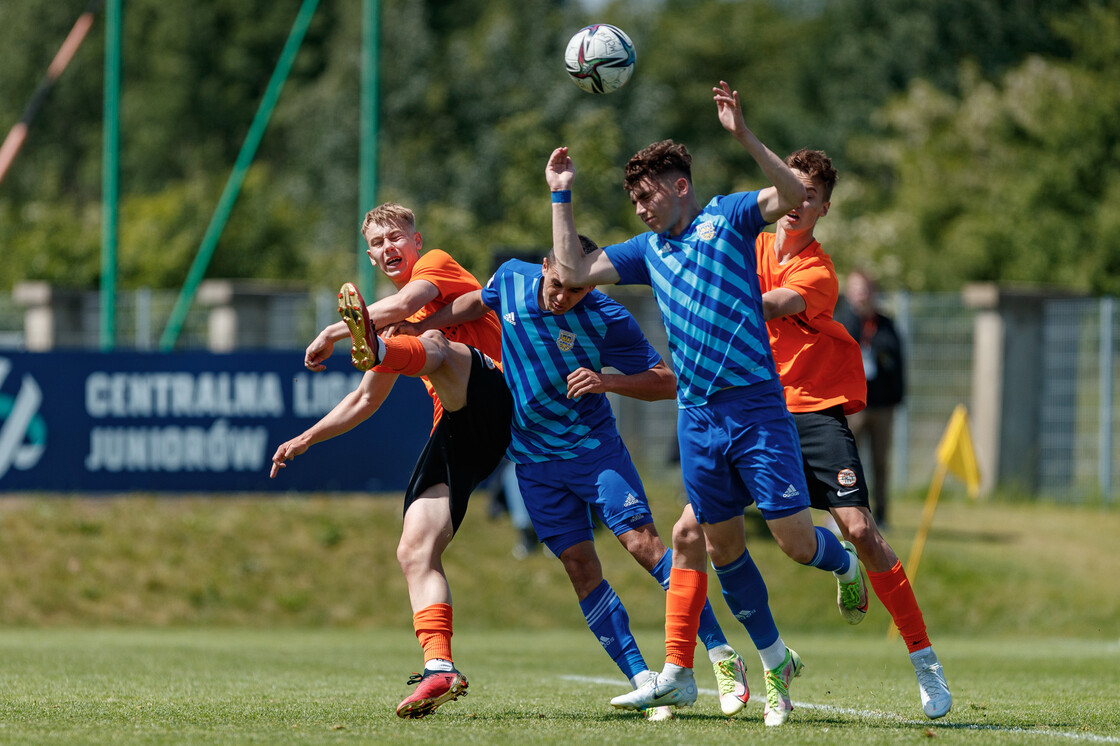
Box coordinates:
[868,560,931,653]
[413,603,454,664]
[665,567,707,668]
[380,336,427,376]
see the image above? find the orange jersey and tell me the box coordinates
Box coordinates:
[375,249,502,427]
[755,233,866,415]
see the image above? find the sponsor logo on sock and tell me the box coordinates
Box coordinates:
[735,609,756,622]
[598,635,615,649]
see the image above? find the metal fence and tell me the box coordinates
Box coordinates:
[1038,298,1116,502]
[1,286,1116,503]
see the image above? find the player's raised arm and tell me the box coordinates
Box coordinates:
[712,81,807,224]
[546,147,620,287]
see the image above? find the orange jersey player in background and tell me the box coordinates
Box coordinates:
[756,148,951,720]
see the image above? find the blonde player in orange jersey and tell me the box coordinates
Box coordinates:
[270,203,513,720]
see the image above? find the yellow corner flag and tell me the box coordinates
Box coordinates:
[935,404,981,498]
[889,404,981,640]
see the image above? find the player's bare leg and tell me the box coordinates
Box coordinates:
[768,508,868,625]
[395,487,469,719]
[398,488,455,613]
[763,509,821,564]
[830,505,895,573]
[408,331,473,412]
[614,523,665,571]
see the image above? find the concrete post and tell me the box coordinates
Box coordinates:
[197,280,309,352]
[963,283,1083,496]
[13,282,93,350]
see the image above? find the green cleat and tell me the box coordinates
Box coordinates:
[836,540,869,625]
[712,651,749,716]
[763,648,803,727]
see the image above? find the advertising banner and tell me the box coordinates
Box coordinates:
[0,351,431,493]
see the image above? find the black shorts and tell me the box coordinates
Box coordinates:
[793,406,869,511]
[403,347,513,533]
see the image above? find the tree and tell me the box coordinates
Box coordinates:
[824,0,1120,293]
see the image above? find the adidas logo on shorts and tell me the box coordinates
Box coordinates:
[623,492,640,507]
[781,484,801,499]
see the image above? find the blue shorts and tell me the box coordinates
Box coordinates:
[514,434,652,557]
[678,383,810,524]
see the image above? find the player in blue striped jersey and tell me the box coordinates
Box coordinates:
[408,244,753,718]
[545,81,863,726]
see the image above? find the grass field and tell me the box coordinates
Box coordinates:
[0,487,1117,743]
[0,628,1116,745]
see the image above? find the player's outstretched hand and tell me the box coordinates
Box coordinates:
[546,147,576,193]
[270,437,309,478]
[304,334,333,372]
[713,80,748,138]
[566,367,608,399]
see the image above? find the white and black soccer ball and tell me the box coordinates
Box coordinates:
[563,24,636,94]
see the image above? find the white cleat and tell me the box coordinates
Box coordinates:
[610,669,698,711]
[763,648,803,727]
[912,647,952,719]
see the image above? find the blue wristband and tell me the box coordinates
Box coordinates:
[551,190,572,204]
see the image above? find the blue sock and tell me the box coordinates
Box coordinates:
[650,549,728,652]
[805,526,852,574]
[713,548,780,651]
[579,580,646,681]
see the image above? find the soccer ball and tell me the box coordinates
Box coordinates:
[563,24,636,94]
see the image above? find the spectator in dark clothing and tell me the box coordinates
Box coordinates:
[837,270,904,529]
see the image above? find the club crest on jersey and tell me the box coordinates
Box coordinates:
[557,330,576,352]
[697,221,716,241]
[837,468,858,487]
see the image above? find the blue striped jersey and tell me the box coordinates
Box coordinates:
[604,190,779,408]
[480,259,662,464]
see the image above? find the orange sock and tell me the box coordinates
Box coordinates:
[380,335,428,376]
[665,567,707,668]
[867,560,931,653]
[413,603,454,664]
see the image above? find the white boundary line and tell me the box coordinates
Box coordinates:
[561,674,1120,743]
